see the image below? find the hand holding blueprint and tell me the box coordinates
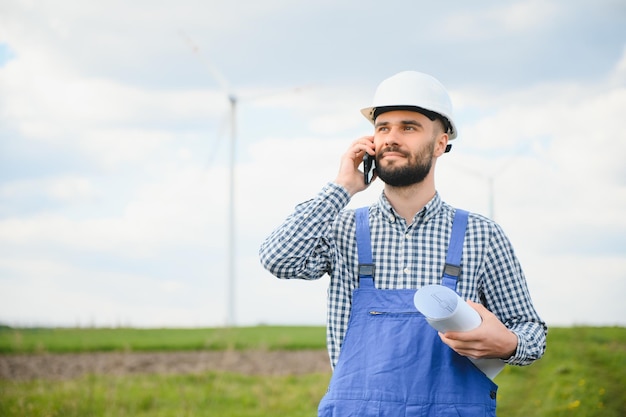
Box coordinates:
[413,284,505,379]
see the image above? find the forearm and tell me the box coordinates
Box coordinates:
[259,183,350,280]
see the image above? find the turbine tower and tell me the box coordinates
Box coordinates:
[181,31,237,326]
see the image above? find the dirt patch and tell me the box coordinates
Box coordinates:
[0,350,331,380]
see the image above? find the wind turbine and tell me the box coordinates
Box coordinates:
[180,32,309,326]
[449,140,544,220]
[180,31,238,327]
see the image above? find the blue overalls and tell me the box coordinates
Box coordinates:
[318,208,498,417]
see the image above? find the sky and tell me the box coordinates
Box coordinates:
[1,0,625,328]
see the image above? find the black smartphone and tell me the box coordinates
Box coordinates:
[363,153,376,185]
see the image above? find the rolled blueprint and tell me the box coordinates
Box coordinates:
[413,284,505,379]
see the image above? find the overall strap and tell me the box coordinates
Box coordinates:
[355,207,374,288]
[442,209,469,292]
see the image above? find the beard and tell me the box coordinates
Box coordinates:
[375,142,435,187]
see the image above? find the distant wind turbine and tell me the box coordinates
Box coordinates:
[180,31,308,327]
[180,31,239,327]
[450,140,545,220]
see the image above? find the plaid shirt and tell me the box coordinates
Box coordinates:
[260,182,547,368]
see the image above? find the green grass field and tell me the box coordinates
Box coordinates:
[1,325,624,416]
[0,325,327,353]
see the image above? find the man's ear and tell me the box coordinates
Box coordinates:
[434,133,449,157]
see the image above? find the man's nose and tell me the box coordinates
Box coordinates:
[383,128,401,147]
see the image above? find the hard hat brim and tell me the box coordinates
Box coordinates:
[360,105,457,140]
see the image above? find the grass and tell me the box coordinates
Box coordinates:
[1,325,624,416]
[0,325,326,353]
[0,372,329,417]
[495,326,626,416]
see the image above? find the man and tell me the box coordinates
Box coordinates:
[259,71,547,416]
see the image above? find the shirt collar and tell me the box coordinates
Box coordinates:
[375,191,443,224]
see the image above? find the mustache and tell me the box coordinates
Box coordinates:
[379,146,410,158]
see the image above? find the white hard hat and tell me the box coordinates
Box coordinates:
[361,71,457,140]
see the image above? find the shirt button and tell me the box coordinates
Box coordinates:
[405,234,410,239]
[388,214,395,222]
[403,268,410,274]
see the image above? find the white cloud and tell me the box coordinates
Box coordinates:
[442,0,560,41]
[0,167,222,258]
[0,256,217,327]
[0,175,97,203]
[524,254,626,326]
[1,57,225,138]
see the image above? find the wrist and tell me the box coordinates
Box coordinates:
[500,331,518,360]
[334,178,360,197]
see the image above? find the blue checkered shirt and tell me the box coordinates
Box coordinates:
[260,182,547,368]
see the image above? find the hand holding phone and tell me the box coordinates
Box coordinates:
[363,153,376,185]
